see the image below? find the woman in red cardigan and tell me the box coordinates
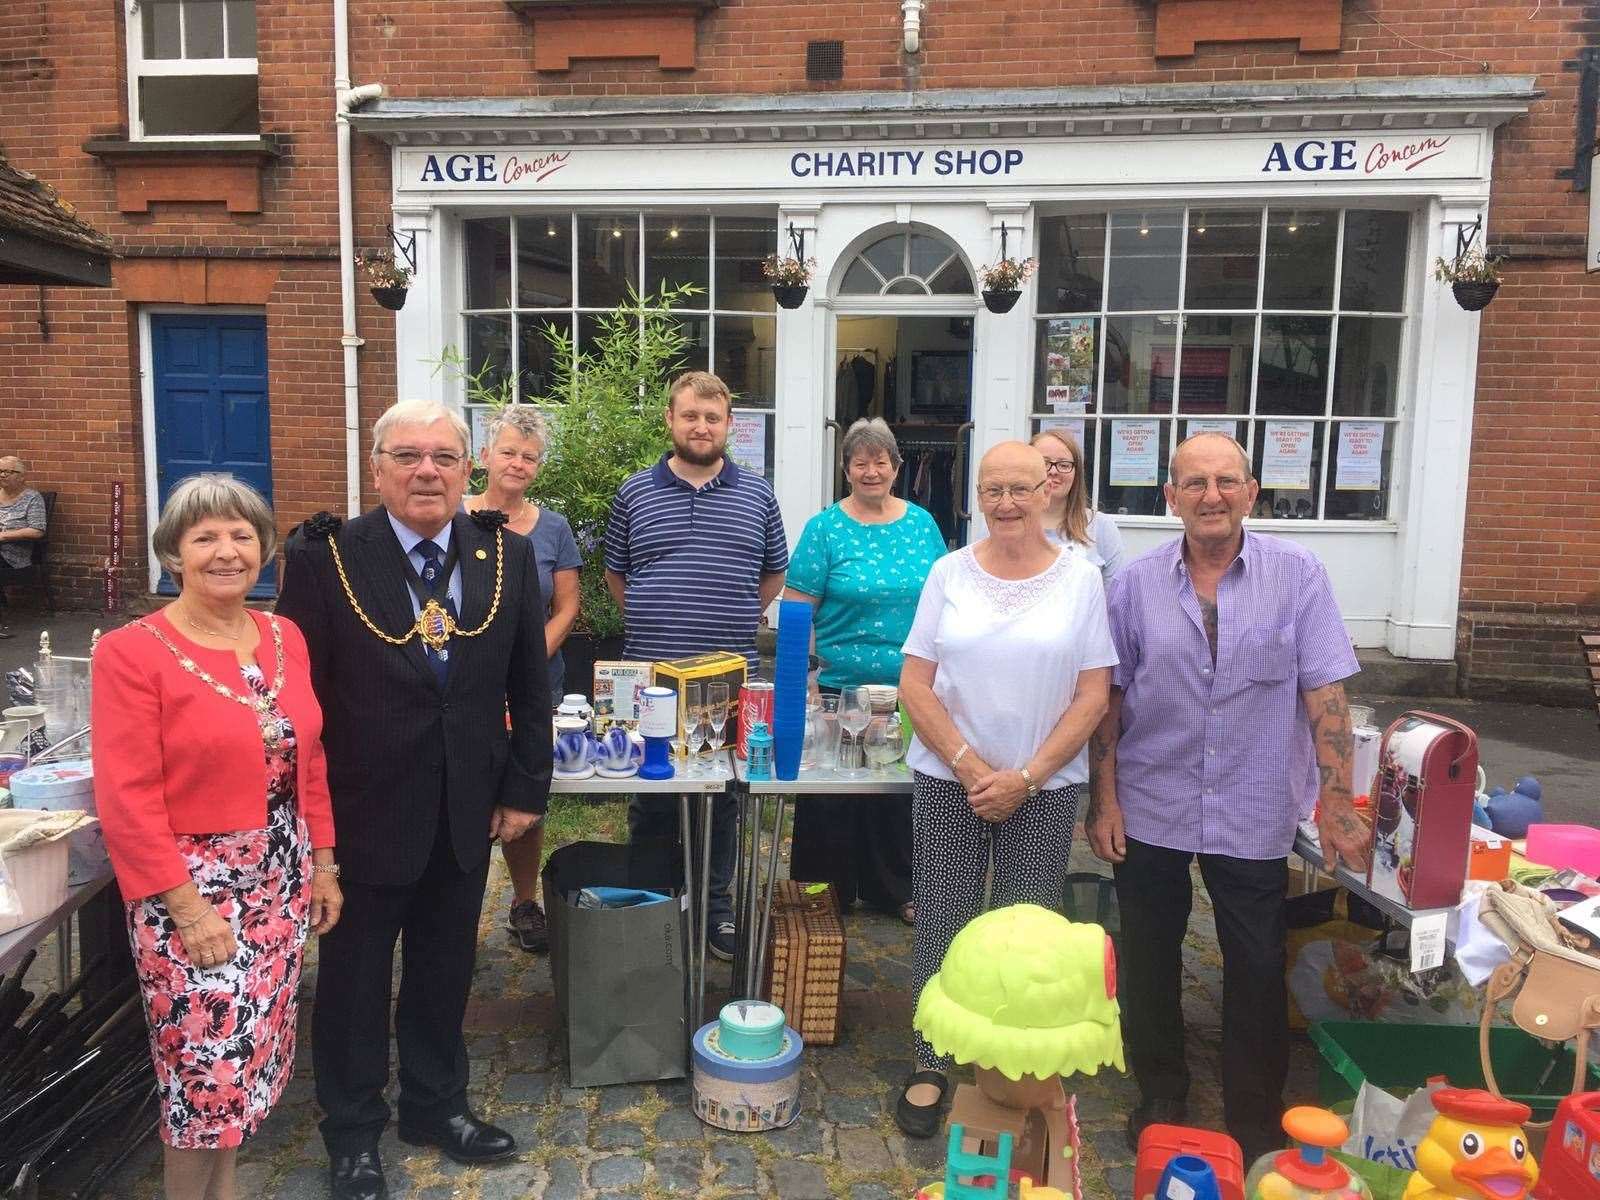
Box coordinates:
[92,474,341,1200]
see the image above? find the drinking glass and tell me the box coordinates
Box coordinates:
[799,694,823,770]
[705,682,729,773]
[837,686,871,779]
[864,717,904,772]
[817,694,841,770]
[690,712,715,776]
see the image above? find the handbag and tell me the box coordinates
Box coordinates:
[1476,881,1600,1127]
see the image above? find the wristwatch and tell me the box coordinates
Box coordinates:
[1020,767,1039,798]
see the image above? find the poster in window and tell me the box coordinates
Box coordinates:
[1109,419,1160,486]
[1184,418,1240,442]
[728,411,768,477]
[1176,346,1234,411]
[468,406,495,458]
[1042,403,1087,455]
[1261,421,1315,489]
[1335,421,1385,491]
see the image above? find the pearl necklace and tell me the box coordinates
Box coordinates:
[138,615,288,748]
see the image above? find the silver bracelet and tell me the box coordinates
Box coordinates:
[310,863,341,877]
[950,742,971,770]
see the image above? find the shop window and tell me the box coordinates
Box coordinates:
[1034,207,1412,522]
[837,231,974,296]
[128,0,259,138]
[460,211,780,478]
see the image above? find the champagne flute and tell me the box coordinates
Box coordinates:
[684,682,703,776]
[837,686,871,780]
[705,682,729,773]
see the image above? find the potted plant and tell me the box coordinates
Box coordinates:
[438,284,696,684]
[357,249,412,311]
[979,255,1037,313]
[1434,247,1503,312]
[762,253,816,309]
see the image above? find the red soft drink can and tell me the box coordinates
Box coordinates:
[737,681,775,760]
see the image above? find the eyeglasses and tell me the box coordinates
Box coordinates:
[1174,476,1248,497]
[977,481,1046,504]
[1042,458,1076,475]
[378,448,465,470]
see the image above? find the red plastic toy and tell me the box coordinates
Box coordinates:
[1534,1092,1600,1199]
[1136,1125,1247,1200]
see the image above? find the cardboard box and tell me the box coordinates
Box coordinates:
[944,1076,1083,1198]
[763,880,845,1046]
[592,661,654,729]
[651,652,747,741]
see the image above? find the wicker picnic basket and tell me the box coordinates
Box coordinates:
[763,880,846,1046]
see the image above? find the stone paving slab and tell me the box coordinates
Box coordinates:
[36,837,1322,1199]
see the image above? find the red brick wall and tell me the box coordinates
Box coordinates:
[3,0,1598,690]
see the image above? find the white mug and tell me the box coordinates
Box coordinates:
[2,706,46,755]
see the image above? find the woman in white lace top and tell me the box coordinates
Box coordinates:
[890,440,1118,1138]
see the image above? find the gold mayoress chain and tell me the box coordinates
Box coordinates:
[326,529,505,652]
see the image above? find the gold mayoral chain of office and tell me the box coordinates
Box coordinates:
[139,614,290,748]
[326,528,505,654]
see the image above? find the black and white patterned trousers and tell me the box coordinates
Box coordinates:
[911,770,1080,1071]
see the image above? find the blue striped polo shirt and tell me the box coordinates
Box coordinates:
[605,454,789,666]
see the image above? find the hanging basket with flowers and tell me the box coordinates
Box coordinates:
[1434,247,1503,312]
[762,253,816,309]
[979,256,1037,313]
[357,249,413,311]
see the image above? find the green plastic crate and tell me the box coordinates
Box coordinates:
[1310,1021,1600,1122]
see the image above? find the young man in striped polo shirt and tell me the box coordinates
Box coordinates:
[604,370,788,960]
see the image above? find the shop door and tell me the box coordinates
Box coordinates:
[150,313,275,596]
[832,315,973,548]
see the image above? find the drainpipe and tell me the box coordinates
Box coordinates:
[334,0,384,517]
[902,0,923,54]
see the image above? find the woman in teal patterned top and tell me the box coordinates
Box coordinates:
[783,418,946,923]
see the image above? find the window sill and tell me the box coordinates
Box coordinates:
[504,0,720,71]
[1152,0,1342,59]
[82,137,283,214]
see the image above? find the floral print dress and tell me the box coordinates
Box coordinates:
[127,663,311,1149]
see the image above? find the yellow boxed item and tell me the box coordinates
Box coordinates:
[592,661,654,730]
[651,652,747,741]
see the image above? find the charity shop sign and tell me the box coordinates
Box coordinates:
[397,132,1485,194]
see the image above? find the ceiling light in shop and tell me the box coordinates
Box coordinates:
[1287,211,1300,234]
[1138,214,1150,237]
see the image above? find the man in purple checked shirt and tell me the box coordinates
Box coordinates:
[1087,431,1370,1163]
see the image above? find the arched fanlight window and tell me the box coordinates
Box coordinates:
[837,230,974,296]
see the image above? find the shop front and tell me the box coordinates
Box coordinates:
[355,76,1533,661]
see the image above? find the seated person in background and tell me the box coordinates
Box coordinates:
[0,456,47,638]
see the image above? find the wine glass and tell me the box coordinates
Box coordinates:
[837,686,871,779]
[705,682,729,774]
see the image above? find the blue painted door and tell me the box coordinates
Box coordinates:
[151,314,275,596]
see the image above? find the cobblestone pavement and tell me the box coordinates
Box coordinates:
[36,834,1321,1200]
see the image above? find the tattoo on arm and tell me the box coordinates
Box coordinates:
[1307,684,1355,806]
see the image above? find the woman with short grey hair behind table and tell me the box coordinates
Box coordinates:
[465,403,580,955]
[891,440,1116,1138]
[783,418,945,923]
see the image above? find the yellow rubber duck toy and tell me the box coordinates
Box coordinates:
[1402,1087,1539,1200]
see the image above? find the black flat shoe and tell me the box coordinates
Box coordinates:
[329,1150,388,1200]
[892,1069,948,1139]
[1126,1097,1190,1153]
[398,1111,517,1164]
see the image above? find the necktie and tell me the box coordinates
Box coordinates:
[415,538,457,685]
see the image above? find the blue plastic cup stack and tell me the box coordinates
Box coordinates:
[772,600,812,780]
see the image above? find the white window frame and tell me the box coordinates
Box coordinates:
[125,0,259,142]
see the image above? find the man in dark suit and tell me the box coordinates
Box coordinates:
[278,399,552,1200]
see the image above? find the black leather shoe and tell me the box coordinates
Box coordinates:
[1126,1097,1189,1152]
[329,1150,388,1200]
[892,1070,949,1139]
[398,1112,517,1164]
